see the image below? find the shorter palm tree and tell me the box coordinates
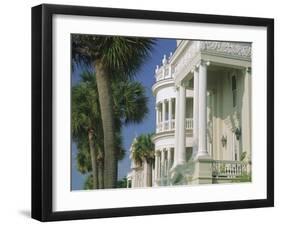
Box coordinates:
[72,71,148,189]
[76,136,92,175]
[132,133,155,186]
[72,79,101,189]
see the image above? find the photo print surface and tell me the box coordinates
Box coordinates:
[71,35,252,190]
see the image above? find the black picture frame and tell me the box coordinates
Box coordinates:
[32,3,274,222]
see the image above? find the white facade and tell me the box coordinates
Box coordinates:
[128,40,252,187]
[127,138,152,188]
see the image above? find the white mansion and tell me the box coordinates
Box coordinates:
[127,40,252,187]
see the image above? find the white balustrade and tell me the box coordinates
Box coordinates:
[155,56,175,82]
[170,119,175,130]
[163,120,169,130]
[157,122,163,133]
[156,118,193,133]
[212,160,248,178]
[185,118,193,129]
[155,67,164,81]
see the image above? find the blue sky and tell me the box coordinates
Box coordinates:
[71,38,177,190]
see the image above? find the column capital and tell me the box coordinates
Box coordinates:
[174,84,180,90]
[196,59,210,68]
[246,66,251,74]
[181,79,190,88]
[201,60,211,67]
[191,65,199,73]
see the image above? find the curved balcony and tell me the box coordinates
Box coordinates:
[154,54,176,83]
[155,64,175,82]
[156,118,193,133]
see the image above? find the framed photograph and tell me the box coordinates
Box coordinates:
[32,4,274,221]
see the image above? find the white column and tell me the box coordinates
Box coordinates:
[168,98,172,130]
[156,105,159,123]
[178,84,186,164]
[197,61,209,157]
[173,87,180,167]
[159,103,163,132]
[161,149,165,177]
[154,152,159,182]
[167,148,171,169]
[159,103,162,122]
[193,68,199,157]
[162,100,166,123]
[155,105,159,133]
[158,152,161,180]
[242,67,251,168]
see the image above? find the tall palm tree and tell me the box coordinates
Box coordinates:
[132,133,155,186]
[72,71,149,188]
[72,35,155,188]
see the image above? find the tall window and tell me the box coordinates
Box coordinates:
[232,75,237,107]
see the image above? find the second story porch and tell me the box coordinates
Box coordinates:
[156,98,193,133]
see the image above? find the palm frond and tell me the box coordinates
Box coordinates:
[72,34,155,79]
[132,133,155,164]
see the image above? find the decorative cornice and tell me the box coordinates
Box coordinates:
[174,41,200,77]
[200,41,252,58]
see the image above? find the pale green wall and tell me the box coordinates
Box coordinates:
[207,68,250,162]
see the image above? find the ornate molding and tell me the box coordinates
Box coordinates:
[200,41,252,58]
[174,41,201,76]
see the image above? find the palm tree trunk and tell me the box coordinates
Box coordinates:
[98,160,104,189]
[88,130,98,189]
[97,148,104,189]
[93,60,117,188]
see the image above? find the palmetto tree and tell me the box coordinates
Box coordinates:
[72,77,102,189]
[72,35,155,188]
[72,71,149,188]
[132,133,155,186]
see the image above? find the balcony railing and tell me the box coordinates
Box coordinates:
[155,64,176,82]
[185,118,193,130]
[171,119,175,129]
[212,160,248,178]
[163,121,169,131]
[156,118,193,133]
